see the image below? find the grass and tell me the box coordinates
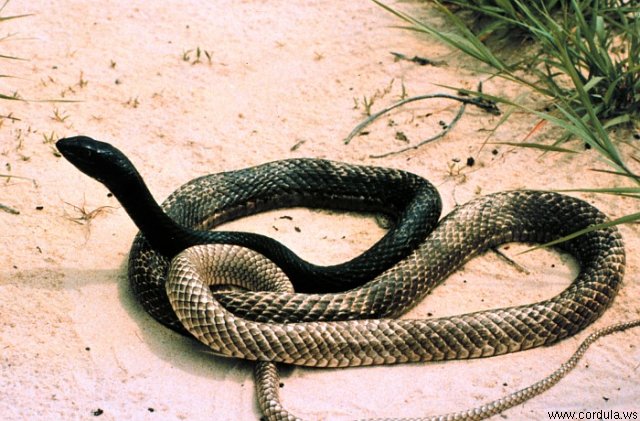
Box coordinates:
[372,0,639,236]
[438,0,639,112]
[0,0,29,208]
[353,78,396,117]
[182,47,213,65]
[63,201,114,226]
[0,0,32,100]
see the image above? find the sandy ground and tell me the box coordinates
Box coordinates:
[1,1,639,420]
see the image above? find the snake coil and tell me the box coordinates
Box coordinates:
[57,136,629,421]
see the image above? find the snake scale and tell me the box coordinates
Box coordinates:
[57,136,632,421]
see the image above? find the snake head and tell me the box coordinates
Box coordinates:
[56,136,139,188]
[57,136,190,257]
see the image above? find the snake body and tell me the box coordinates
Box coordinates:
[57,136,628,420]
[165,191,626,421]
[167,190,625,366]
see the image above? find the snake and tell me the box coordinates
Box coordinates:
[56,136,441,334]
[56,136,630,420]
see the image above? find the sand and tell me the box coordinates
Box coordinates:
[1,1,638,420]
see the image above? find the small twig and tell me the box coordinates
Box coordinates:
[0,113,20,122]
[0,203,19,214]
[63,201,114,225]
[370,103,466,159]
[492,248,530,274]
[1,173,37,186]
[344,91,499,145]
[390,51,446,67]
[289,139,306,152]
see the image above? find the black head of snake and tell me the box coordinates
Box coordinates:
[57,136,138,191]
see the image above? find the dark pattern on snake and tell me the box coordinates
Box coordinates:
[56,136,441,333]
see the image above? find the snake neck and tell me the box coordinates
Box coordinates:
[106,170,200,258]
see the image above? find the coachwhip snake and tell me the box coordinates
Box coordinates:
[57,136,633,420]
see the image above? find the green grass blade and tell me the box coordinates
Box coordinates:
[490,142,579,153]
[582,76,605,93]
[0,53,26,60]
[603,114,631,129]
[554,187,640,195]
[591,168,640,181]
[521,211,640,253]
[0,13,32,22]
[0,93,20,100]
